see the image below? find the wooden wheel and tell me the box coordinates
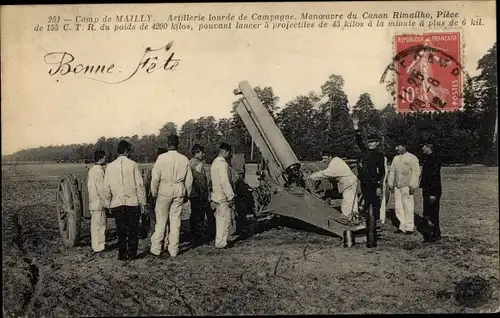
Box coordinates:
[56,173,82,247]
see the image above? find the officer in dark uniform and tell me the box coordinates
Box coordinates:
[353,118,386,222]
[420,142,442,243]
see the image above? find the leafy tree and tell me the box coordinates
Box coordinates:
[475,42,497,164]
[216,118,232,141]
[179,119,197,154]
[253,86,280,119]
[277,94,319,160]
[191,116,219,160]
[138,134,158,162]
[319,74,355,157]
[352,93,381,136]
[378,104,398,155]
[158,122,178,146]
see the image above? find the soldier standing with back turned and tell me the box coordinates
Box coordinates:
[420,142,442,243]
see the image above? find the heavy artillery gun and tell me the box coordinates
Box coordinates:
[232,81,372,244]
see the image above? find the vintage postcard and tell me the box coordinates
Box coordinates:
[1,1,498,316]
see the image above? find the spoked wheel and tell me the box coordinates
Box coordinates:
[56,173,82,247]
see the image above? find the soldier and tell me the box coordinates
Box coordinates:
[387,142,421,235]
[144,147,167,235]
[210,142,237,249]
[188,144,212,247]
[420,142,442,243]
[87,150,108,253]
[103,140,147,263]
[150,135,193,257]
[352,117,386,223]
[307,149,359,222]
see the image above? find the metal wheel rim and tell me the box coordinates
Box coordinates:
[57,179,74,240]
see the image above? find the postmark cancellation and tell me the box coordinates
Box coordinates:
[382,28,469,113]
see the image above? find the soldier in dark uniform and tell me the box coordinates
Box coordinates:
[188,144,212,247]
[420,142,442,243]
[353,118,386,222]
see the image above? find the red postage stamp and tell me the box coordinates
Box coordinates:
[394,32,463,113]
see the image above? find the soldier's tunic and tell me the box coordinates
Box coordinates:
[103,155,147,261]
[87,164,107,252]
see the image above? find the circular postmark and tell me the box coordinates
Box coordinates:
[380,32,471,113]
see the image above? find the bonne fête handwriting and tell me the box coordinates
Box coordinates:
[43,42,180,84]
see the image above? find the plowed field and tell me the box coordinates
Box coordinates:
[2,163,499,316]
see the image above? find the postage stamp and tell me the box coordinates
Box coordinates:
[393,32,463,113]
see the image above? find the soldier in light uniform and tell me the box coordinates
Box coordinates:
[210,142,237,249]
[103,140,147,262]
[307,149,359,222]
[87,150,108,253]
[150,135,193,257]
[388,142,421,235]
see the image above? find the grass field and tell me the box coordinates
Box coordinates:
[2,163,499,316]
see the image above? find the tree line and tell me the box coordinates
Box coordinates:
[4,43,497,166]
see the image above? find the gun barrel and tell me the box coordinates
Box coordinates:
[237,81,300,172]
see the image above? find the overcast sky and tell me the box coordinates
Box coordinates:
[2,1,496,155]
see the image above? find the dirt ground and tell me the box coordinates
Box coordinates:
[2,163,499,316]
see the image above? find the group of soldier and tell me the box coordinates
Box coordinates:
[87,135,240,263]
[87,119,443,263]
[306,117,442,243]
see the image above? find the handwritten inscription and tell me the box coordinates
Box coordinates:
[43,41,180,84]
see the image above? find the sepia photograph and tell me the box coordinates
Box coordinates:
[1,1,498,316]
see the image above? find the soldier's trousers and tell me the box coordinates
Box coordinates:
[214,201,236,248]
[394,186,415,232]
[341,183,359,218]
[150,195,184,257]
[422,192,442,241]
[90,209,106,252]
[113,206,140,261]
[189,198,211,244]
[360,182,381,220]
